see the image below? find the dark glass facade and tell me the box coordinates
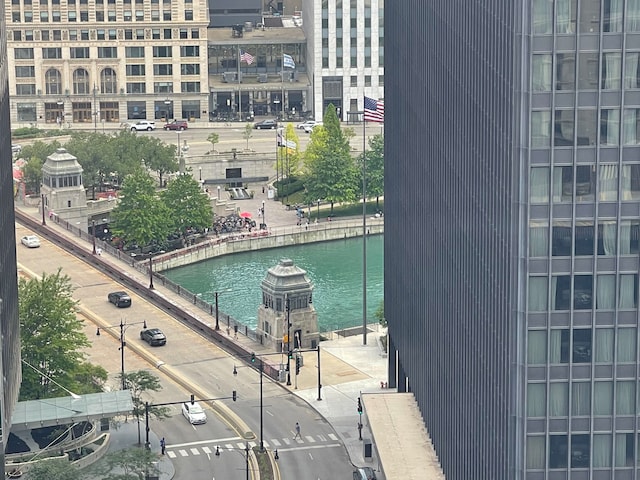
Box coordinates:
[388,1,640,479]
[0,13,21,473]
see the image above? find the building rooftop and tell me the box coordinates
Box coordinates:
[207,24,306,45]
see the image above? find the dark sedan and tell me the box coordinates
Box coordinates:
[140,328,167,346]
[254,119,278,130]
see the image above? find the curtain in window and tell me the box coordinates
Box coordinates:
[532,111,551,147]
[603,109,620,145]
[616,381,635,415]
[572,382,591,415]
[595,381,613,414]
[623,109,639,145]
[619,274,636,308]
[628,0,640,31]
[550,329,562,363]
[550,276,558,310]
[533,0,553,34]
[625,53,640,88]
[620,220,632,252]
[533,54,552,91]
[605,0,623,31]
[528,330,547,364]
[595,329,614,362]
[616,434,631,467]
[528,277,548,311]
[556,0,573,33]
[617,329,637,362]
[604,53,621,89]
[530,224,548,257]
[530,167,549,203]
[601,221,617,255]
[597,275,616,309]
[599,165,618,201]
[527,436,546,469]
[593,434,612,467]
[549,383,568,416]
[552,167,565,203]
[527,383,546,417]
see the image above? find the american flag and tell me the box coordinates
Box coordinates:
[364,96,384,123]
[240,50,255,65]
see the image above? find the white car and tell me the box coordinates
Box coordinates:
[303,122,323,133]
[129,120,156,132]
[181,401,207,425]
[297,120,318,130]
[21,235,41,248]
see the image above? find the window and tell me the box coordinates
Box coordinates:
[617,328,637,362]
[42,48,62,59]
[554,109,574,146]
[620,220,640,254]
[97,29,105,40]
[53,29,61,40]
[135,29,144,39]
[532,54,552,91]
[153,46,172,57]
[552,166,573,202]
[527,330,547,364]
[574,221,594,256]
[575,165,596,201]
[108,10,116,21]
[52,11,60,21]
[528,276,548,311]
[180,46,199,57]
[570,435,589,469]
[526,436,545,470]
[80,30,89,40]
[98,47,117,58]
[96,11,104,21]
[552,222,572,256]
[108,29,116,40]
[556,0,576,33]
[15,66,35,77]
[576,109,597,145]
[597,221,617,256]
[126,46,144,58]
[594,381,613,415]
[13,31,21,41]
[80,11,88,21]
[184,10,192,20]
[151,9,159,20]
[549,435,568,469]
[45,68,62,94]
[601,109,620,146]
[599,165,618,200]
[180,64,199,75]
[556,53,575,90]
[163,10,171,20]
[153,82,172,93]
[621,165,640,201]
[15,48,34,59]
[191,28,199,38]
[40,11,48,21]
[16,84,36,95]
[73,68,89,94]
[25,30,33,41]
[531,111,551,147]
[126,82,146,93]
[619,274,638,308]
[595,328,614,361]
[604,0,623,32]
[70,47,90,59]
[68,11,76,21]
[572,382,590,416]
[181,82,200,93]
[615,433,634,467]
[527,383,545,417]
[69,30,77,40]
[602,52,621,89]
[550,329,570,363]
[153,64,172,75]
[100,67,117,94]
[552,276,593,310]
[163,28,171,39]
[625,52,640,88]
[124,10,132,21]
[529,221,548,257]
[125,29,133,40]
[126,64,145,76]
[12,12,20,23]
[623,108,640,145]
[135,10,143,21]
[16,103,36,121]
[179,28,188,39]
[573,329,592,362]
[574,276,593,310]
[24,11,32,22]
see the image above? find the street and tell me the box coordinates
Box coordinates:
[15,221,355,480]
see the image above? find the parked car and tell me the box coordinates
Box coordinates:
[254,119,278,130]
[304,122,323,133]
[20,235,40,248]
[129,120,156,131]
[108,291,132,308]
[163,120,188,131]
[140,328,167,346]
[296,120,318,130]
[353,467,377,480]
[12,144,22,155]
[181,401,207,424]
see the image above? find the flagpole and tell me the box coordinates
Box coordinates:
[237,46,241,120]
[362,111,367,346]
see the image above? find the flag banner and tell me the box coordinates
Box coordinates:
[285,139,297,149]
[240,50,255,65]
[283,54,296,69]
[277,131,284,146]
[364,96,384,123]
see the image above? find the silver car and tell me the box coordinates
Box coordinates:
[181,401,207,425]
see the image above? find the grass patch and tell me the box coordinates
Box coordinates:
[277,197,385,221]
[12,127,72,140]
[252,447,274,480]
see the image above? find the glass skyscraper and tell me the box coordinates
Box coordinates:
[386,1,640,478]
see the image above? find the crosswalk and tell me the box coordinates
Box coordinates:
[166,433,340,459]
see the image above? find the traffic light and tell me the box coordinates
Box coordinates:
[190,394,195,405]
[295,356,301,375]
[251,352,256,363]
[232,390,237,402]
[357,397,363,415]
[288,350,293,359]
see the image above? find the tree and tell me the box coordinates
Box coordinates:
[303,104,359,212]
[19,270,91,400]
[276,123,302,182]
[357,133,384,208]
[110,171,173,249]
[207,132,220,154]
[92,447,160,480]
[21,156,44,194]
[374,300,386,328]
[18,139,61,165]
[242,123,253,150]
[64,132,113,199]
[140,136,179,188]
[24,458,81,480]
[161,174,213,239]
[120,370,170,445]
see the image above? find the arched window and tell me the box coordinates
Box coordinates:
[73,68,90,94]
[45,68,62,95]
[100,67,117,94]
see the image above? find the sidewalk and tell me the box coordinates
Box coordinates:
[15,201,389,476]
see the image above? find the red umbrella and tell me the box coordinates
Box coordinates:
[239,212,252,218]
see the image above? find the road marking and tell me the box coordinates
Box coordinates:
[179,449,188,457]
[271,439,281,447]
[276,443,342,453]
[168,436,242,448]
[328,433,338,441]
[202,447,212,454]
[282,438,291,445]
[167,451,177,458]
[305,436,315,443]
[190,448,200,455]
[266,409,274,417]
[263,440,270,448]
[317,434,326,442]
[235,442,245,449]
[248,441,256,448]
[224,443,234,450]
[309,452,314,460]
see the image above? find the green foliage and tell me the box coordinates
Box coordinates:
[23,458,81,480]
[120,370,170,421]
[71,362,108,395]
[243,123,253,150]
[21,156,44,194]
[92,447,160,480]
[206,132,220,152]
[110,171,173,248]
[140,136,179,187]
[274,177,304,198]
[276,123,301,181]
[12,127,42,138]
[18,270,91,400]
[18,139,61,164]
[64,133,112,196]
[303,104,359,211]
[161,174,213,236]
[253,446,274,480]
[374,300,386,328]
[357,133,384,204]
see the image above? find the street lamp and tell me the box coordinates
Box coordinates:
[261,200,265,228]
[234,358,265,453]
[91,219,96,254]
[93,84,98,132]
[41,193,46,225]
[286,295,291,386]
[317,199,321,220]
[149,256,154,289]
[96,319,147,390]
[199,167,202,182]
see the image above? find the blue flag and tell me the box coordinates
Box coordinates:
[283,54,296,69]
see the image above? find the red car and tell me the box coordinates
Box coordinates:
[164,120,188,131]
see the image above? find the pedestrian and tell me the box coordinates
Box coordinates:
[262,185,265,194]
[160,437,166,455]
[293,422,301,440]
